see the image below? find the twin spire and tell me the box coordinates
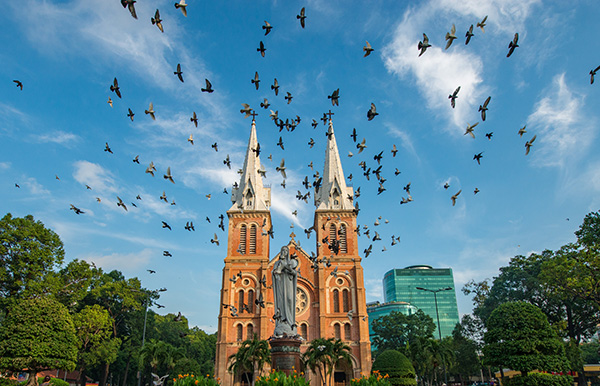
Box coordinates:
[231,118,352,212]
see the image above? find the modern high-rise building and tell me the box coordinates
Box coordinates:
[366,300,418,339]
[382,265,460,338]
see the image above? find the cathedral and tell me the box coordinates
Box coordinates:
[215,118,371,386]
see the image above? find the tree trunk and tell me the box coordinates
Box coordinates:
[121,356,131,386]
[99,362,110,386]
[79,368,87,386]
[25,369,37,386]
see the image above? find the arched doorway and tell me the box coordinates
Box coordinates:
[333,358,353,386]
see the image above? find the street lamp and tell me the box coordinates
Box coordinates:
[416,286,453,386]
[136,288,167,386]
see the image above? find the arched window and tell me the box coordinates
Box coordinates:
[239,224,247,254]
[238,290,244,311]
[333,289,340,313]
[249,225,257,254]
[342,289,350,312]
[344,323,351,340]
[236,324,243,341]
[339,224,347,253]
[332,189,340,208]
[329,223,337,244]
[247,324,254,340]
[245,190,253,208]
[300,324,308,341]
[247,289,254,313]
[334,324,341,339]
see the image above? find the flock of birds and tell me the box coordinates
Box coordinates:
[8,3,600,322]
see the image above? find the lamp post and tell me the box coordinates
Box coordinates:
[136,288,167,386]
[416,286,453,386]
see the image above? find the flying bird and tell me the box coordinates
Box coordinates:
[391,144,398,157]
[117,196,128,211]
[187,134,194,145]
[190,111,198,127]
[211,233,220,246]
[276,159,286,179]
[297,7,306,28]
[590,65,600,84]
[464,122,478,138]
[518,125,527,137]
[174,63,184,82]
[163,251,172,257]
[525,135,537,155]
[260,98,270,109]
[367,103,378,121]
[285,92,293,104]
[473,152,483,165]
[363,41,374,57]
[251,72,260,90]
[262,21,272,35]
[449,86,460,108]
[201,79,214,93]
[13,80,23,90]
[418,33,431,56]
[357,138,367,153]
[257,41,266,57]
[164,167,175,183]
[104,142,113,154]
[507,33,519,57]
[127,108,135,121]
[271,78,279,95]
[445,24,457,49]
[145,102,156,120]
[121,0,137,19]
[151,9,163,32]
[145,161,156,176]
[161,221,172,230]
[110,78,121,98]
[465,24,474,45]
[477,15,488,33]
[70,204,84,215]
[223,154,231,169]
[174,0,187,16]
[479,96,491,121]
[451,190,462,206]
[328,88,340,106]
[485,132,493,140]
[240,103,253,118]
[107,97,113,107]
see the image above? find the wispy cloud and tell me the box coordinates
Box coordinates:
[385,123,419,161]
[73,160,119,194]
[0,162,11,170]
[22,177,51,196]
[35,130,80,146]
[79,248,154,273]
[527,73,593,168]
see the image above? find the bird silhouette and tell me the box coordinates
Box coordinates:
[363,41,374,57]
[465,24,474,45]
[251,72,260,90]
[70,204,84,215]
[201,79,214,93]
[121,0,137,19]
[271,78,279,95]
[525,135,537,155]
[257,41,266,57]
[174,63,184,82]
[163,167,174,183]
[418,33,431,56]
[145,102,156,120]
[262,21,272,35]
[297,7,306,28]
[590,65,600,84]
[445,24,457,49]
[190,111,198,127]
[161,221,172,230]
[477,15,488,32]
[507,33,519,57]
[110,78,121,98]
[285,92,293,104]
[328,88,340,106]
[451,190,462,206]
[449,86,460,108]
[479,96,491,121]
[13,80,23,90]
[367,103,378,120]
[174,0,187,16]
[151,9,163,33]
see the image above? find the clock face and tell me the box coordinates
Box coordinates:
[296,287,308,315]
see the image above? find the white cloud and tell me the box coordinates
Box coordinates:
[0,162,11,170]
[527,73,593,168]
[73,161,119,194]
[22,177,51,196]
[35,130,80,146]
[365,278,384,302]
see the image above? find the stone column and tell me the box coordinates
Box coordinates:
[269,337,303,375]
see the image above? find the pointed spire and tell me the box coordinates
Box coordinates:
[230,119,271,211]
[315,119,354,211]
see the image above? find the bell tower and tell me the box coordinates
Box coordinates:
[215,118,272,385]
[313,118,372,377]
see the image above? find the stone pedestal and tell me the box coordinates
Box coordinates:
[269,337,303,375]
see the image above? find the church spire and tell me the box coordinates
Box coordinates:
[315,118,354,211]
[231,119,271,211]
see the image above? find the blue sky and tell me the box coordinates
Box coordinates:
[1,0,599,332]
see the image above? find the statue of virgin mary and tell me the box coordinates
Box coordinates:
[272,246,298,337]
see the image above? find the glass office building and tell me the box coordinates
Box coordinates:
[366,300,418,338]
[383,265,460,338]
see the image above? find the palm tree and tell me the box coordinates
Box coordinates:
[228,335,271,386]
[303,338,352,386]
[327,339,352,386]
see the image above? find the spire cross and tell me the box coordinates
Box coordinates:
[326,110,335,120]
[289,231,296,241]
[250,110,258,120]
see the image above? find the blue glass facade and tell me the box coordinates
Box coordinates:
[366,301,418,338]
[383,265,460,338]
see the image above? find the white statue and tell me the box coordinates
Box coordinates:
[272,246,298,337]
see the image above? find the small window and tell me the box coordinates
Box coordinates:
[247,324,254,340]
[300,324,308,340]
[342,289,350,312]
[247,290,254,313]
[344,323,351,340]
[239,225,247,254]
[238,290,244,311]
[237,324,243,341]
[333,289,340,313]
[249,225,257,254]
[329,224,337,244]
[339,224,347,253]
[334,324,341,339]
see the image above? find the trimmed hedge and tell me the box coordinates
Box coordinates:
[504,373,573,386]
[371,350,416,386]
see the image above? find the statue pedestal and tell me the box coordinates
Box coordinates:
[269,337,302,375]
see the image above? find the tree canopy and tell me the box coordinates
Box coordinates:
[371,309,435,353]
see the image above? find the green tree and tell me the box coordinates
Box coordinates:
[72,305,121,386]
[483,302,569,376]
[302,338,351,386]
[371,310,435,354]
[227,335,271,386]
[372,350,416,386]
[450,322,481,385]
[0,214,65,313]
[0,297,78,386]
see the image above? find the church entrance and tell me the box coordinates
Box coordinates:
[333,358,353,386]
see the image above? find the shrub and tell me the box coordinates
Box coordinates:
[504,373,573,386]
[37,378,69,386]
[255,370,310,386]
[371,350,416,386]
[173,374,219,386]
[351,371,392,386]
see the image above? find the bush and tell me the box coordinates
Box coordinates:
[36,378,69,386]
[0,378,19,386]
[372,350,416,386]
[173,374,219,386]
[351,372,392,386]
[504,373,573,386]
[255,370,310,386]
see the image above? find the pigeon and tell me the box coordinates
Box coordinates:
[525,135,537,155]
[260,98,270,109]
[184,222,195,231]
[146,162,156,177]
[147,269,156,274]
[161,221,172,230]
[163,167,174,183]
[240,103,253,118]
[451,190,462,206]
[357,138,367,153]
[445,24,457,49]
[297,7,306,28]
[418,33,431,56]
[117,196,128,211]
[262,21,272,35]
[121,0,137,19]
[477,15,488,33]
[174,312,182,322]
[13,80,23,90]
[449,86,460,108]
[479,96,491,121]
[351,128,357,142]
[160,191,167,202]
[127,108,135,121]
[367,103,378,121]
[285,92,293,104]
[190,111,198,127]
[271,78,279,95]
[151,374,169,386]
[507,33,519,57]
[518,125,527,137]
[223,154,231,169]
[174,0,187,17]
[211,233,220,246]
[187,134,194,145]
[201,79,214,93]
[251,72,260,90]
[133,155,140,164]
[174,63,184,82]
[104,142,113,154]
[107,97,113,107]
[257,41,266,57]
[151,9,163,32]
[465,24,474,45]
[70,204,84,215]
[110,78,121,98]
[211,142,218,152]
[590,65,600,84]
[464,122,478,138]
[277,136,284,150]
[473,152,483,165]
[474,188,480,194]
[163,251,172,257]
[363,41,374,57]
[485,132,493,140]
[328,88,340,106]
[391,144,398,157]
[145,102,156,120]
